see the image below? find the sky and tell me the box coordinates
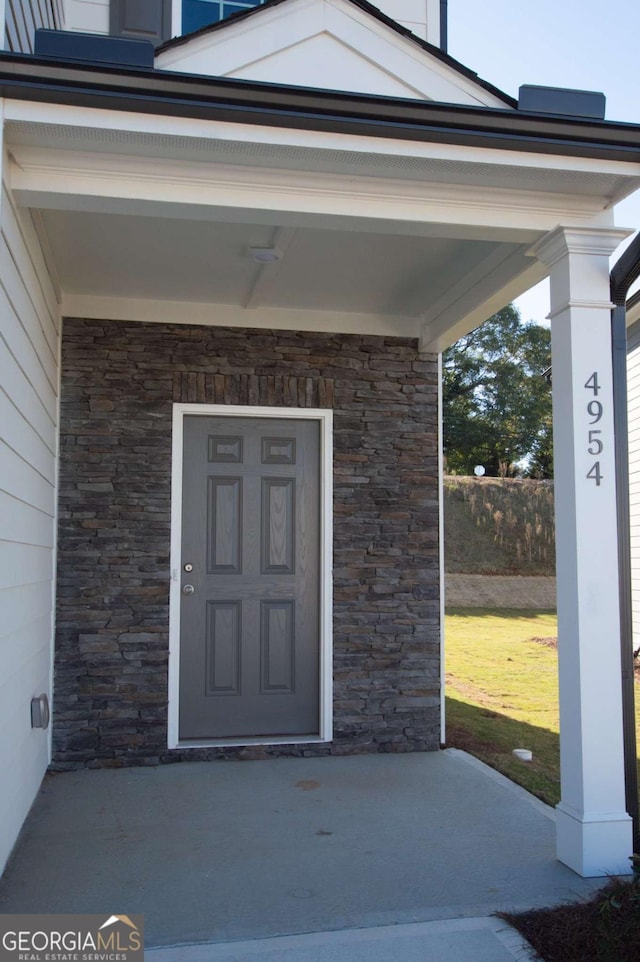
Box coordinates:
[447,0,640,325]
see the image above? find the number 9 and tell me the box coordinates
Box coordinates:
[588,400,603,424]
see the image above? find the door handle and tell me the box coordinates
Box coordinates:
[182,584,195,595]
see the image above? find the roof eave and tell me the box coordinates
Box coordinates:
[1,54,640,163]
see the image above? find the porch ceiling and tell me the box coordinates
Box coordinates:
[6,108,640,348]
[37,209,497,319]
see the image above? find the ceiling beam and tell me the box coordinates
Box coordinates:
[61,292,421,338]
[420,244,549,351]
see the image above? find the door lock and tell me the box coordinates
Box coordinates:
[184,563,193,572]
[183,584,195,595]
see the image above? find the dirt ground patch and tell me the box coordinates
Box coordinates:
[445,574,556,610]
[530,635,557,649]
[529,632,640,678]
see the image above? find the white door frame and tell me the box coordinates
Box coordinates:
[167,403,333,749]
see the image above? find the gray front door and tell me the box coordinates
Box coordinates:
[179,415,321,740]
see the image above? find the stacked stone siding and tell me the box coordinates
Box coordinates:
[54,318,440,768]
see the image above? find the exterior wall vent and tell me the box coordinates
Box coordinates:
[518,85,606,120]
[30,694,50,730]
[34,28,155,69]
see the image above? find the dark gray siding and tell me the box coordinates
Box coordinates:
[5,0,62,54]
[627,316,640,653]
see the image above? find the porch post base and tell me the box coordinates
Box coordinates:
[556,803,633,878]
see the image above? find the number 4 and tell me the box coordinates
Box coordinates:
[587,462,603,486]
[585,372,600,395]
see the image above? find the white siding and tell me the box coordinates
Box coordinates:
[0,181,60,874]
[63,0,108,35]
[5,0,62,53]
[627,316,640,653]
[62,1,439,45]
[375,0,437,43]
[156,0,507,108]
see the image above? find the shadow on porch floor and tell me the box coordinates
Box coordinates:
[0,749,601,948]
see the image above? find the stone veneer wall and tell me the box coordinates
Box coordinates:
[53,319,440,768]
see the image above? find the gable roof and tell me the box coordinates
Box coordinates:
[157,0,516,108]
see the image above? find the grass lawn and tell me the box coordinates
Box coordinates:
[444,608,640,808]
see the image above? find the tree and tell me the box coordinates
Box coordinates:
[442,305,553,477]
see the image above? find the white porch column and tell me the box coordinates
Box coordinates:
[532,226,633,878]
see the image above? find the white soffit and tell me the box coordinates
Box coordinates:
[6,120,640,209]
[155,0,509,108]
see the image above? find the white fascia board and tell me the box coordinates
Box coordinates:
[156,0,508,108]
[6,100,640,189]
[60,293,421,337]
[8,147,622,239]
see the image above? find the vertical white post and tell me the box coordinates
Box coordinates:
[438,352,446,743]
[532,227,633,877]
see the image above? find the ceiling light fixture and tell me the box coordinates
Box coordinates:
[250,246,282,264]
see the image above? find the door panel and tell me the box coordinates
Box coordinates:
[208,477,242,572]
[262,478,295,573]
[261,600,295,692]
[179,415,320,739]
[206,601,241,695]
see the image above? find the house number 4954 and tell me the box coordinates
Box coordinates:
[585,371,603,486]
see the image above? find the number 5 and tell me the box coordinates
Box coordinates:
[588,430,603,455]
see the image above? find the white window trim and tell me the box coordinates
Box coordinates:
[171,0,181,38]
[168,403,334,749]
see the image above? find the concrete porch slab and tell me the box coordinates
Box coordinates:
[0,750,601,949]
[147,917,540,962]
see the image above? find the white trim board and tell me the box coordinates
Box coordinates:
[61,295,421,338]
[168,403,333,749]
